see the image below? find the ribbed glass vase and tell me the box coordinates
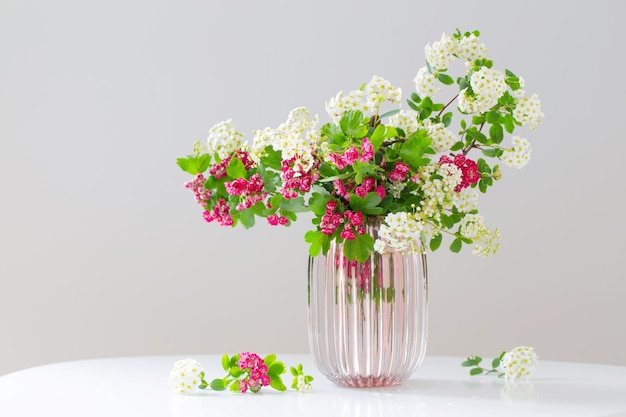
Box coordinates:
[307,218,428,388]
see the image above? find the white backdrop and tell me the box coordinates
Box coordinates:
[1,0,624,376]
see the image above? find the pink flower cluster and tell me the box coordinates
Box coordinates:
[267,214,289,226]
[225,174,267,210]
[209,151,255,180]
[320,201,366,241]
[203,198,233,226]
[388,162,410,182]
[279,156,320,199]
[184,174,212,206]
[237,352,270,393]
[329,138,374,169]
[333,177,385,201]
[439,154,480,192]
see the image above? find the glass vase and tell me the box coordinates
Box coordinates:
[307,219,428,388]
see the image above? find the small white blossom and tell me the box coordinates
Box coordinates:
[458,67,506,115]
[389,110,419,137]
[513,93,544,130]
[500,347,539,380]
[458,34,489,62]
[375,212,425,254]
[386,181,407,199]
[453,188,479,213]
[417,163,462,219]
[413,67,441,98]
[501,136,532,169]
[425,33,458,71]
[459,214,500,257]
[295,375,313,392]
[423,119,457,153]
[169,358,204,394]
[206,120,245,160]
[326,76,401,123]
[251,107,318,171]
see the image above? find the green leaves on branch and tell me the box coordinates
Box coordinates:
[176,154,211,175]
[339,110,369,139]
[461,352,506,378]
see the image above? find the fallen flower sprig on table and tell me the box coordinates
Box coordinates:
[169,352,313,394]
[462,346,538,380]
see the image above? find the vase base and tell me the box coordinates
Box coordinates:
[327,375,406,388]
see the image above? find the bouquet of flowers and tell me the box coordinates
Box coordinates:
[177,29,543,263]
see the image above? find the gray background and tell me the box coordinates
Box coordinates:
[1,0,624,376]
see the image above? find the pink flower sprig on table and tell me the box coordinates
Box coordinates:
[168,353,314,394]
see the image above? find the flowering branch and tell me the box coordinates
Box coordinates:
[169,353,314,394]
[462,346,539,380]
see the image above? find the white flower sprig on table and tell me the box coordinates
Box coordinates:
[462,346,539,380]
[168,353,314,394]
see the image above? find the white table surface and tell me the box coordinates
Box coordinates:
[0,354,625,417]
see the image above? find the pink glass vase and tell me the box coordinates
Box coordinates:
[307,219,428,388]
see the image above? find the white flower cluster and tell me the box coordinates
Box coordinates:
[453,188,479,213]
[388,110,419,137]
[513,93,544,130]
[207,120,245,160]
[374,212,425,254]
[457,34,489,61]
[424,33,458,71]
[422,119,457,153]
[502,136,532,169]
[459,214,500,257]
[414,67,441,98]
[459,67,507,115]
[169,358,204,394]
[418,163,462,219]
[252,107,318,171]
[295,375,312,392]
[500,346,539,380]
[325,76,401,122]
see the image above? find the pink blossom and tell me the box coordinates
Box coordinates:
[359,138,374,162]
[329,153,347,169]
[343,147,359,165]
[333,179,348,199]
[374,186,386,199]
[341,229,356,240]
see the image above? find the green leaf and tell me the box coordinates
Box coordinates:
[461,356,482,367]
[321,123,348,148]
[353,160,380,184]
[305,230,323,257]
[471,115,485,125]
[437,72,454,85]
[482,148,499,158]
[430,233,443,251]
[226,157,246,179]
[239,208,255,229]
[280,196,307,213]
[369,124,387,150]
[379,109,401,119]
[221,354,230,372]
[489,123,503,143]
[470,368,484,376]
[458,77,469,91]
[399,132,433,169]
[230,382,240,392]
[441,111,453,127]
[343,233,375,263]
[290,366,299,377]
[268,362,286,376]
[349,192,383,215]
[407,99,420,112]
[486,110,500,124]
[308,193,328,217]
[263,354,276,367]
[177,156,205,175]
[269,376,287,392]
[410,92,422,103]
[450,238,462,253]
[491,357,501,369]
[450,141,464,152]
[229,367,244,378]
[210,379,226,391]
[339,110,368,138]
[260,146,283,170]
[504,113,515,133]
